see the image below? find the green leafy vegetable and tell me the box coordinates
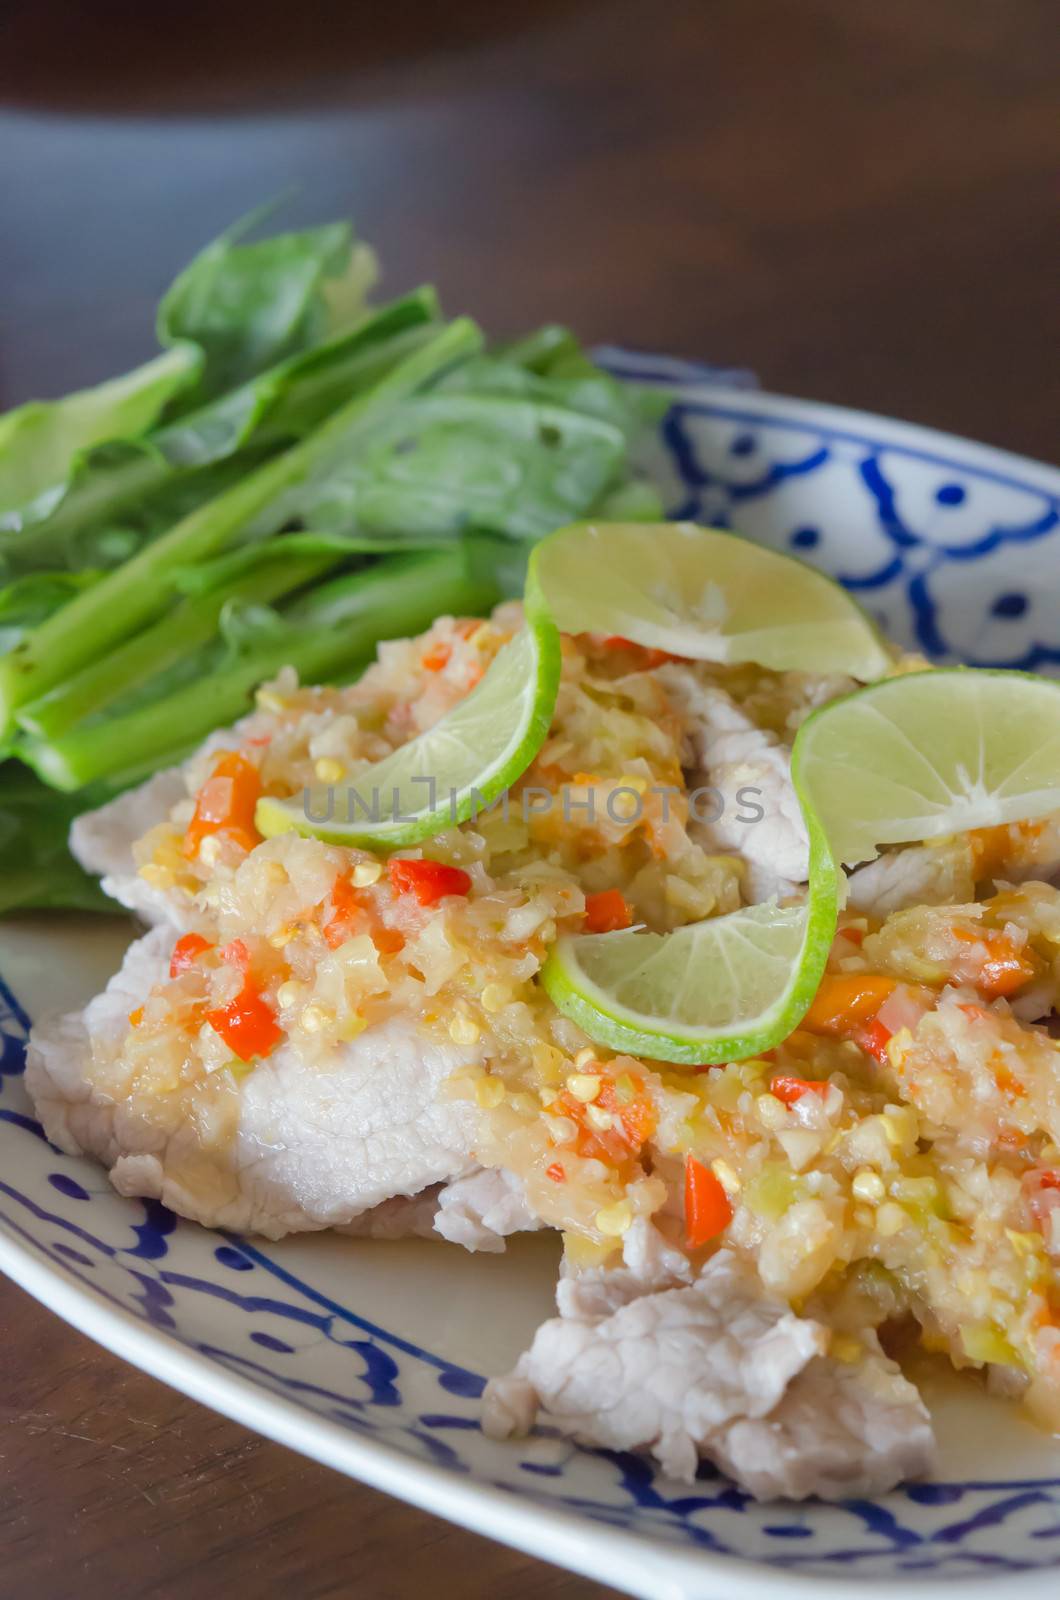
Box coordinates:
[0,570,102,654]
[0,764,116,913]
[157,210,378,410]
[0,208,664,914]
[0,290,438,578]
[0,347,198,526]
[16,542,346,741]
[26,546,502,790]
[252,388,634,545]
[0,317,482,730]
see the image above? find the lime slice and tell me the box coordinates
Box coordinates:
[541,894,837,1066]
[256,607,561,848]
[527,520,891,679]
[792,668,1060,867]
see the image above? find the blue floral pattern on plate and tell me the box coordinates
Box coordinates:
[2,358,1059,1597]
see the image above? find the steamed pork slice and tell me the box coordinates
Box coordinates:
[433,1168,545,1251]
[847,839,977,921]
[549,1222,692,1321]
[656,665,811,901]
[709,1331,935,1500]
[847,819,1060,924]
[338,1188,445,1241]
[71,765,194,925]
[26,927,484,1238]
[343,1169,544,1250]
[483,1250,826,1481]
[485,1250,827,1482]
[484,1250,935,1495]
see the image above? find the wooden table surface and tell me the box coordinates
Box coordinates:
[0,2,1056,1595]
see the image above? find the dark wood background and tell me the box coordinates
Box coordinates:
[0,2,1056,1596]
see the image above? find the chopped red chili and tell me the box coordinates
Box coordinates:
[206,981,282,1063]
[220,938,252,972]
[583,889,633,934]
[770,1074,830,1106]
[684,1155,733,1247]
[169,932,213,979]
[386,858,472,906]
[854,1018,893,1065]
[183,751,262,859]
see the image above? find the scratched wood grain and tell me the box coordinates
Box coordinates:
[0,1,1057,1595]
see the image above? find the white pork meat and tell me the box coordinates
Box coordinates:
[27,926,486,1239]
[483,1248,935,1496]
[657,666,810,902]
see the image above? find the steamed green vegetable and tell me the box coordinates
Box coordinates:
[0,290,439,581]
[0,765,114,913]
[250,391,633,544]
[0,570,103,655]
[0,211,377,544]
[27,546,500,790]
[0,318,482,724]
[0,207,665,912]
[16,544,347,741]
[0,348,197,526]
[157,212,377,410]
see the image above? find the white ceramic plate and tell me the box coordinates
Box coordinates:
[3,356,1060,1598]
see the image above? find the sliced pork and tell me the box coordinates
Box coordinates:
[658,666,809,901]
[847,840,977,921]
[70,766,192,925]
[27,927,484,1239]
[434,1167,545,1252]
[484,1249,935,1496]
[710,1331,935,1499]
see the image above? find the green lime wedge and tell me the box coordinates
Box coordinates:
[541,893,837,1066]
[527,520,892,679]
[256,607,561,849]
[792,668,1060,867]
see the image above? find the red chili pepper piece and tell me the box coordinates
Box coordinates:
[169,932,214,979]
[583,889,633,933]
[220,938,252,972]
[803,974,897,1034]
[206,981,282,1063]
[323,874,361,950]
[183,751,262,859]
[951,925,1038,997]
[684,1155,733,1247]
[770,1074,831,1106]
[421,641,452,672]
[854,1018,893,1065]
[386,858,472,906]
[323,873,406,953]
